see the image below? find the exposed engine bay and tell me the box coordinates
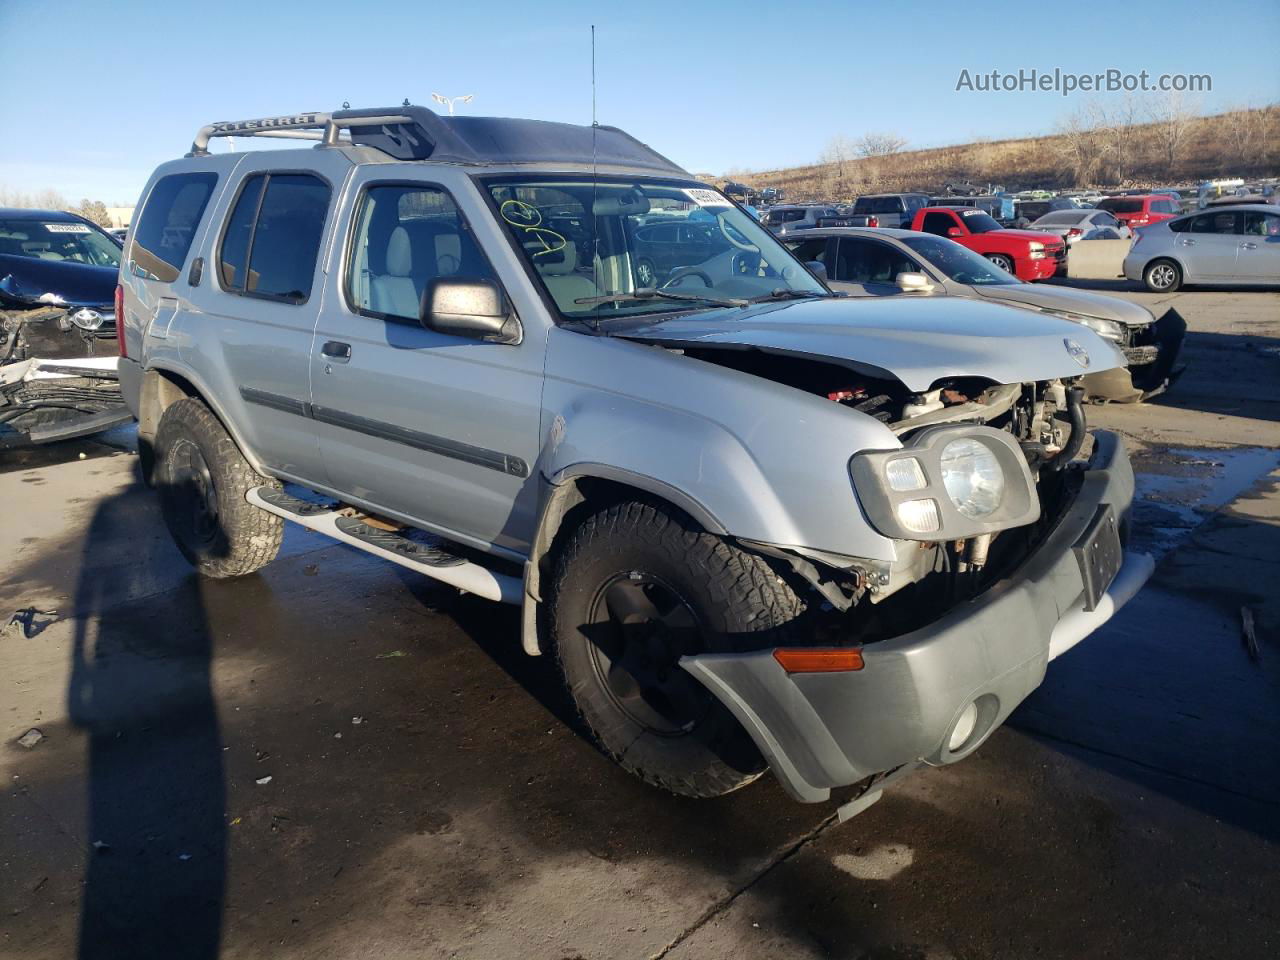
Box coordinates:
[670,345,1092,637]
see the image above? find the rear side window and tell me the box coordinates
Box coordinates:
[218,172,330,303]
[130,172,218,283]
[346,183,497,323]
[1190,212,1239,235]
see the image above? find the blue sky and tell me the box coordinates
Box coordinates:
[1,0,1275,203]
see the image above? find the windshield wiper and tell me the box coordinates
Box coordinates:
[747,288,826,304]
[574,287,748,309]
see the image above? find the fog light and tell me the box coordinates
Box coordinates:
[885,456,926,491]
[895,498,939,534]
[949,701,979,751]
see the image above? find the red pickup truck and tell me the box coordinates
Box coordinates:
[906,207,1066,281]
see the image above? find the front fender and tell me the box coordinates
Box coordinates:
[541,329,902,562]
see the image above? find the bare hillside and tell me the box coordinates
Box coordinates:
[728,106,1278,201]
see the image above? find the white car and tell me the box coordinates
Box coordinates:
[1031,209,1131,244]
[1123,204,1280,291]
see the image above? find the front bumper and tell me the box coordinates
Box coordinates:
[681,430,1152,803]
[1082,308,1187,402]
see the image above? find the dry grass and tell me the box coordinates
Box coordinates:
[727,107,1279,202]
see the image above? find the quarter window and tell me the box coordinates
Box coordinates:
[130,172,218,283]
[347,184,497,323]
[218,173,330,303]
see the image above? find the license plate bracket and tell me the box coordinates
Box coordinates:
[1073,504,1123,612]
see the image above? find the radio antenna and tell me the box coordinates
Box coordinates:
[589,24,601,329]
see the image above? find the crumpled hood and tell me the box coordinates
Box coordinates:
[620,296,1124,392]
[971,282,1154,327]
[0,254,117,309]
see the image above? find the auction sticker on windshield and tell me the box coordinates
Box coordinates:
[685,188,732,207]
[44,223,91,233]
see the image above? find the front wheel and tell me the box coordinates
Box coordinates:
[986,253,1015,274]
[155,397,283,578]
[549,499,805,798]
[1144,258,1182,292]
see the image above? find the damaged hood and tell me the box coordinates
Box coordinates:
[620,296,1124,392]
[969,282,1155,327]
[0,254,117,310]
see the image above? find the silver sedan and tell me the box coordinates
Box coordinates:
[1123,204,1280,292]
[1030,209,1132,244]
[784,227,1186,401]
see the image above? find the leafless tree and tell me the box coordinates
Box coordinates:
[820,136,856,198]
[855,132,908,158]
[72,199,113,227]
[1054,107,1105,185]
[1222,103,1265,168]
[1147,92,1199,176]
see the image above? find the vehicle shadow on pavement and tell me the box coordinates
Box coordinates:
[66,490,225,960]
[1143,328,1280,424]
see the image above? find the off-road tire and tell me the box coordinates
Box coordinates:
[549,499,805,798]
[986,253,1015,274]
[155,397,283,579]
[1143,258,1182,293]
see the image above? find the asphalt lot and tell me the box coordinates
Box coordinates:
[2,282,1278,960]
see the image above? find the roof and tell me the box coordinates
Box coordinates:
[0,208,85,222]
[187,105,689,176]
[780,227,918,239]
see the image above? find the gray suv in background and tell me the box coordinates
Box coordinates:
[118,105,1151,819]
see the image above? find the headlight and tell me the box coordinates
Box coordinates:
[939,437,1005,518]
[1028,242,1044,251]
[1043,309,1124,342]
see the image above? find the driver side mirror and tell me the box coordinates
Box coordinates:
[946,226,964,238]
[806,260,828,282]
[420,278,520,344]
[896,271,935,293]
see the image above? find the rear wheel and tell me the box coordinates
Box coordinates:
[549,499,805,798]
[634,258,658,288]
[1144,258,1182,292]
[155,397,283,578]
[986,253,1015,274]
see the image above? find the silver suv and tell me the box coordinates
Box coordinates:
[118,106,1151,817]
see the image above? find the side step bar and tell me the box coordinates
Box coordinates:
[247,486,522,604]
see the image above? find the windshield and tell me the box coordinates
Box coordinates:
[900,234,1020,286]
[959,211,1003,233]
[486,178,827,321]
[0,218,121,268]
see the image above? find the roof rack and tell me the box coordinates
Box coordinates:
[187,108,460,159]
[187,104,690,175]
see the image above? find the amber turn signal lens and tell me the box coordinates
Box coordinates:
[772,648,864,673]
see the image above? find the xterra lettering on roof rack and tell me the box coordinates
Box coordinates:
[187,104,689,175]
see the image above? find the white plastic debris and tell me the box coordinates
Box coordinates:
[17,729,44,749]
[255,776,273,785]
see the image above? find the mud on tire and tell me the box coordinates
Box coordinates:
[155,397,283,579]
[549,498,805,798]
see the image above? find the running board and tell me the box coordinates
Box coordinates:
[247,486,522,604]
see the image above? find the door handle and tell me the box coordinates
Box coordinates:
[1180,239,1196,246]
[1240,242,1258,250]
[321,340,352,362]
